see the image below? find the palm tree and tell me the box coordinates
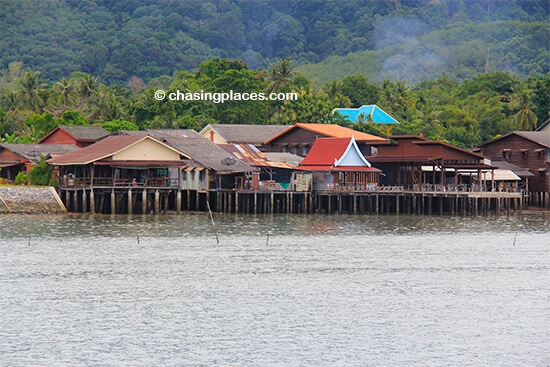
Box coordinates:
[267,58,295,93]
[324,79,343,100]
[78,74,99,99]
[19,70,47,112]
[0,90,20,111]
[52,77,76,107]
[512,89,538,131]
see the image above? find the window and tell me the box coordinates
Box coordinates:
[302,146,308,156]
[521,149,528,159]
[291,146,297,155]
[281,146,287,153]
[502,149,511,160]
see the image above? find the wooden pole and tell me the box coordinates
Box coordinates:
[155,190,160,214]
[206,200,219,244]
[111,189,116,214]
[90,189,95,214]
[126,189,132,214]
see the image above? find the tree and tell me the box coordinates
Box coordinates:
[60,110,88,125]
[27,156,52,186]
[324,79,342,100]
[380,80,416,122]
[52,77,76,107]
[77,73,99,99]
[511,89,538,130]
[273,87,335,124]
[340,75,381,108]
[101,119,139,133]
[19,70,47,112]
[267,57,295,93]
[24,112,56,140]
[529,72,550,123]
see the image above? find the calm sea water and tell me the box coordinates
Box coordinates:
[0,212,548,367]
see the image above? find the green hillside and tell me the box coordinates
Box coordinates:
[298,20,550,85]
[1,0,549,151]
[1,0,548,84]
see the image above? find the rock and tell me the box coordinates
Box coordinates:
[0,187,66,214]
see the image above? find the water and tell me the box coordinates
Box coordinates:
[0,213,549,366]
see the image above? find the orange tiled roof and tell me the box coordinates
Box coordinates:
[264,123,387,144]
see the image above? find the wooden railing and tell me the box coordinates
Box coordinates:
[60,177,179,188]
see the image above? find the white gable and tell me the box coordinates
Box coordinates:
[113,137,182,161]
[335,136,372,167]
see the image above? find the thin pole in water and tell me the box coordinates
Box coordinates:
[513,232,517,246]
[137,235,140,244]
[206,200,219,244]
[266,233,270,246]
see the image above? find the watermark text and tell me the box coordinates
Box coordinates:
[154,89,298,103]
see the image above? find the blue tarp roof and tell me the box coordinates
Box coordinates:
[333,105,399,125]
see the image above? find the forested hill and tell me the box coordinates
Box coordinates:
[1,0,548,85]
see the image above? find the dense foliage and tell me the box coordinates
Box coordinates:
[1,56,548,150]
[1,1,548,151]
[0,0,548,84]
[27,156,53,186]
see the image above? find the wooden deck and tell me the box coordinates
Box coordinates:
[58,186,529,216]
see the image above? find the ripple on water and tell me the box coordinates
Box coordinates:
[0,213,548,366]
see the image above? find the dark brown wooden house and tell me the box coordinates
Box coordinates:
[477,131,550,194]
[264,123,388,157]
[38,125,110,147]
[368,135,494,191]
[0,143,79,182]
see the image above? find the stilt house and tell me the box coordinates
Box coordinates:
[298,136,380,191]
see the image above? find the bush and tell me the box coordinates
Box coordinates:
[15,171,27,185]
[27,156,52,186]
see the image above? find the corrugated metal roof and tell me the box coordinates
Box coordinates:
[265,123,388,144]
[160,131,254,173]
[0,143,79,164]
[263,152,304,166]
[513,131,550,148]
[535,118,550,132]
[60,124,110,140]
[202,124,289,144]
[490,160,535,177]
[478,170,520,181]
[333,105,399,124]
[478,131,550,148]
[220,144,297,169]
[113,129,255,173]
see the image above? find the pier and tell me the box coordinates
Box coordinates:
[59,186,525,216]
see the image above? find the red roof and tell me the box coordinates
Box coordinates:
[300,138,350,166]
[299,137,379,172]
[298,165,379,172]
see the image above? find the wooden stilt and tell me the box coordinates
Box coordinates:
[111,189,116,214]
[90,189,95,214]
[155,190,160,214]
[128,189,133,214]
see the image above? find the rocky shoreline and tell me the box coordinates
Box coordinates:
[0,187,66,214]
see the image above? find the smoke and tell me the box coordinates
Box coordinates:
[373,17,446,83]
